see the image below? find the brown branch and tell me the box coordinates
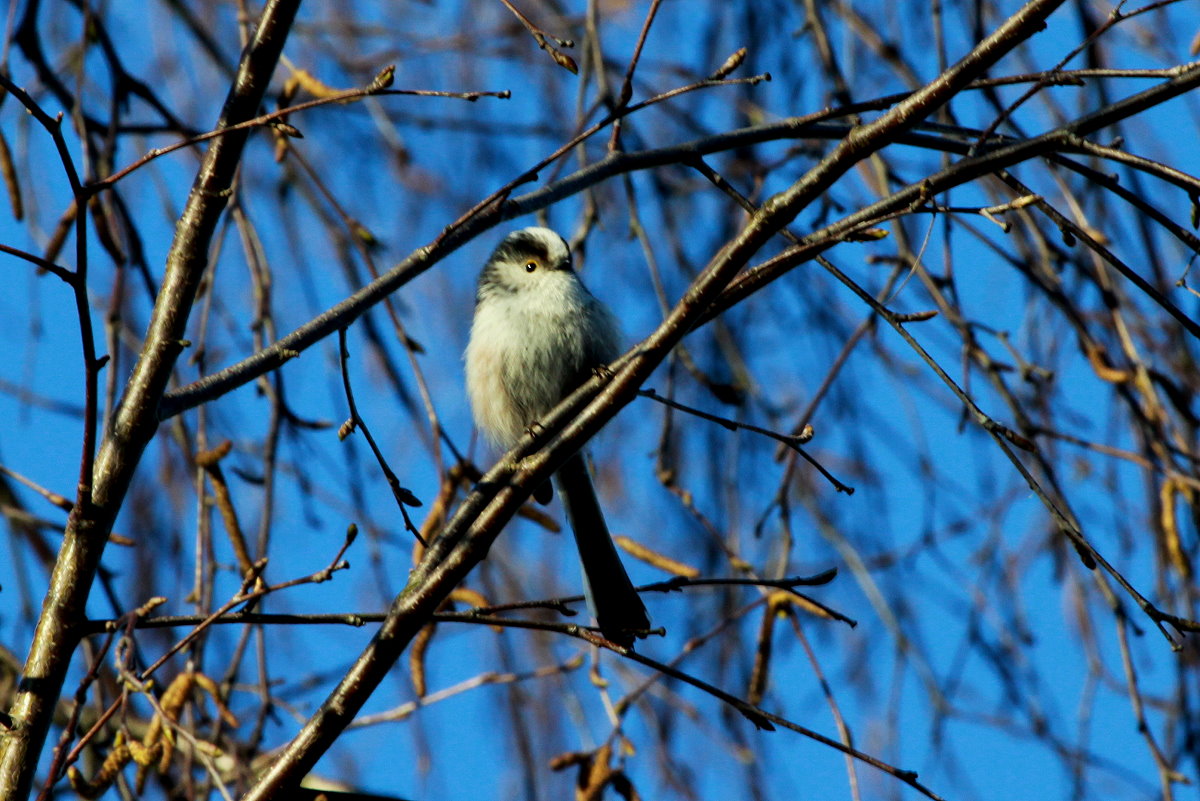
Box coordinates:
[0,2,303,795]
[241,4,1070,795]
[336,328,423,540]
[497,0,578,73]
[616,646,944,800]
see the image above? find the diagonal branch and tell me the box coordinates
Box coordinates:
[0,2,302,796]
[241,2,1070,796]
[157,56,1200,425]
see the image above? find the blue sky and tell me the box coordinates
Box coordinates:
[2,1,1199,799]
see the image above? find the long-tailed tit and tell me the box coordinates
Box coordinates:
[465,226,650,647]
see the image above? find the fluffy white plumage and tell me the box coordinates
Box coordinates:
[463,226,649,647]
[465,226,620,447]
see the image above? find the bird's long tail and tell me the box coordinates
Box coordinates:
[555,452,650,647]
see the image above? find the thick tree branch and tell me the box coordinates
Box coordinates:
[158,57,1200,423]
[242,2,1069,795]
[0,3,301,797]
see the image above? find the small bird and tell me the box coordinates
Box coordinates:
[465,226,651,647]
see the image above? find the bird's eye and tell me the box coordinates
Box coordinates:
[524,260,538,273]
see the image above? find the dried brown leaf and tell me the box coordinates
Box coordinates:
[614,535,699,577]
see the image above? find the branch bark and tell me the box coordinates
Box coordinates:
[242,1,1069,795]
[0,2,301,797]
